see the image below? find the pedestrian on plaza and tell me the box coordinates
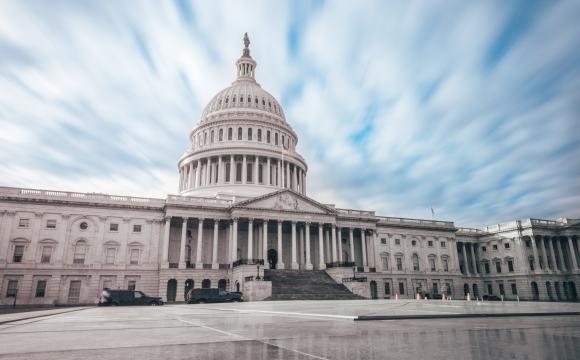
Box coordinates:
[99,288,112,306]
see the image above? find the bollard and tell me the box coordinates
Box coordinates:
[467,293,471,302]
[395,293,399,300]
[501,295,504,302]
[517,295,520,303]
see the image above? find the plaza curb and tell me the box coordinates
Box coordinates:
[355,311,580,321]
[0,307,90,325]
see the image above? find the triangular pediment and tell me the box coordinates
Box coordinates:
[233,189,334,214]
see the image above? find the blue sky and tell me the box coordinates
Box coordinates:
[0,0,579,227]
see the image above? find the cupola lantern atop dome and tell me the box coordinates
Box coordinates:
[236,32,257,81]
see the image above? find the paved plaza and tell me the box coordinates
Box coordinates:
[0,300,579,359]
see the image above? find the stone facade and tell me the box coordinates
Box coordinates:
[1,35,578,306]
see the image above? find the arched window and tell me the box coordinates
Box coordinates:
[73,240,86,264]
[210,130,214,143]
[240,95,243,103]
[202,279,211,288]
[225,96,229,104]
[248,128,253,140]
[412,254,420,271]
[204,132,207,145]
[255,97,258,104]
[219,129,223,141]
[380,252,389,270]
[275,133,279,145]
[247,96,251,103]
[236,163,242,182]
[428,255,437,271]
[218,279,227,290]
[266,130,271,143]
[258,164,263,183]
[247,162,253,182]
[237,127,242,140]
[228,128,232,140]
[257,129,262,141]
[225,162,231,182]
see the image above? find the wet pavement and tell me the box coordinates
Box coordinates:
[0,300,579,359]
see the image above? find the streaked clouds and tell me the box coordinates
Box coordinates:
[0,0,579,226]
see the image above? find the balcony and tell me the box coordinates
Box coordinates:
[232,258,264,268]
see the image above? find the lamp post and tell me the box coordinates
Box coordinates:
[256,264,261,280]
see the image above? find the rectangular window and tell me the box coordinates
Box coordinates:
[46,219,57,229]
[487,284,493,295]
[384,282,391,295]
[73,244,85,264]
[41,246,52,264]
[130,249,140,265]
[105,248,116,264]
[127,280,136,291]
[258,164,263,183]
[511,283,518,295]
[133,224,142,233]
[398,282,405,295]
[493,244,498,250]
[236,163,242,182]
[6,280,18,297]
[529,259,534,271]
[247,163,253,182]
[395,238,400,245]
[495,261,502,273]
[433,283,439,295]
[428,241,433,247]
[440,241,446,248]
[429,258,436,271]
[525,241,531,248]
[504,243,510,249]
[396,257,403,271]
[445,283,452,295]
[109,223,119,232]
[18,218,30,228]
[382,257,389,270]
[68,280,81,303]
[443,259,449,272]
[13,245,24,263]
[499,283,505,296]
[380,238,387,244]
[482,246,487,252]
[508,260,514,272]
[266,131,270,143]
[35,280,47,298]
[485,262,490,274]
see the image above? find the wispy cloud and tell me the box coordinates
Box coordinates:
[0,0,579,226]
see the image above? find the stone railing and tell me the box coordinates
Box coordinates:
[336,208,375,217]
[342,277,367,283]
[166,194,232,207]
[325,261,356,268]
[377,216,455,228]
[456,227,487,235]
[0,186,165,207]
[530,219,561,226]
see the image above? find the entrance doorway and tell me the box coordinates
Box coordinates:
[167,279,177,302]
[184,279,194,301]
[370,280,378,299]
[218,279,227,291]
[531,281,539,301]
[267,249,278,269]
[569,282,577,301]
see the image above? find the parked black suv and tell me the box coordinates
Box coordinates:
[186,288,242,304]
[99,290,164,306]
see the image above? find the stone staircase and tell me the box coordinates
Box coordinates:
[264,269,363,300]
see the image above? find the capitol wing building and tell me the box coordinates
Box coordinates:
[1,36,579,306]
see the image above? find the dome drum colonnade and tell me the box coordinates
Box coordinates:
[177,33,307,198]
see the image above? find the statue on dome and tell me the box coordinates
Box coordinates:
[243,32,250,56]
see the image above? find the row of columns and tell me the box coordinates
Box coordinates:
[459,242,479,276]
[529,236,579,273]
[161,216,376,270]
[178,155,306,194]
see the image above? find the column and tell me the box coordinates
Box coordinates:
[285,161,290,188]
[242,155,247,184]
[195,160,201,187]
[179,217,188,269]
[548,237,558,271]
[255,156,259,184]
[556,238,567,271]
[305,222,312,270]
[470,244,477,275]
[530,236,540,272]
[331,224,337,262]
[541,237,550,272]
[567,237,578,271]
[292,165,298,191]
[189,162,194,189]
[27,212,42,263]
[277,160,282,187]
[299,224,304,265]
[228,221,232,263]
[230,155,236,183]
[349,228,355,264]
[266,157,271,186]
[277,220,285,269]
[247,219,253,260]
[371,230,378,268]
[337,226,343,262]
[212,219,219,269]
[318,224,325,269]
[218,156,223,185]
[262,220,268,265]
[205,159,211,185]
[232,218,238,262]
[361,229,368,268]
[461,243,470,276]
[324,227,331,262]
[291,221,298,269]
[195,218,204,269]
[302,171,306,194]
[162,217,170,267]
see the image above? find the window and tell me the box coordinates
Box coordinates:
[105,248,116,265]
[484,262,490,274]
[225,162,231,182]
[109,223,119,232]
[219,129,223,141]
[411,240,417,246]
[46,220,57,229]
[482,246,487,252]
[130,249,140,265]
[237,127,242,140]
[257,129,262,141]
[384,282,391,296]
[6,280,18,297]
[445,282,452,296]
[495,261,502,273]
[440,241,446,248]
[395,239,400,246]
[429,258,436,271]
[399,282,405,295]
[504,243,510,249]
[258,164,263,183]
[133,225,142,233]
[18,218,30,228]
[487,284,493,295]
[380,238,387,245]
[236,163,242,182]
[508,259,514,272]
[80,222,88,230]
[210,130,214,143]
[443,258,449,272]
[248,128,253,140]
[433,283,439,295]
[499,283,505,296]
[275,133,278,145]
[382,256,389,270]
[13,245,24,263]
[266,130,271,143]
[41,246,52,264]
[428,241,433,247]
[412,254,420,271]
[511,283,518,295]
[396,257,403,271]
[68,280,81,303]
[525,240,531,248]
[228,128,232,140]
[128,280,136,291]
[247,163,253,182]
[493,244,498,250]
[35,280,47,298]
[528,257,535,271]
[73,241,86,264]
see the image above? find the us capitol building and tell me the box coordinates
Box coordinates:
[1,35,578,306]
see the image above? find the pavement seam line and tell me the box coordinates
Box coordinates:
[204,307,356,320]
[177,318,329,360]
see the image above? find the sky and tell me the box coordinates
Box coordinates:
[0,0,579,227]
